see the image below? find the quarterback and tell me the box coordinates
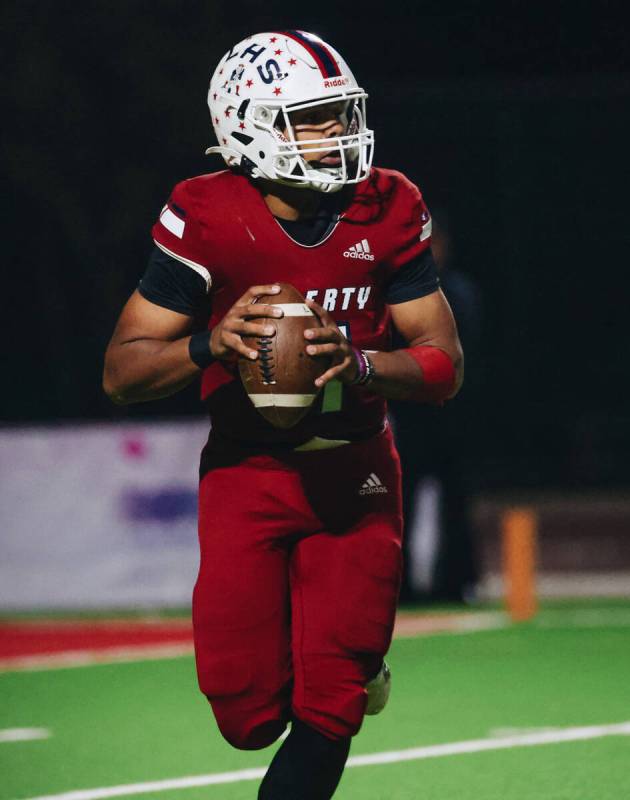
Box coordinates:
[104,30,463,800]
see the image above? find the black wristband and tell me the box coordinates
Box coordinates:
[188,330,215,369]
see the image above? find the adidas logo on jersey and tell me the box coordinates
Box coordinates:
[359,473,388,495]
[343,239,375,261]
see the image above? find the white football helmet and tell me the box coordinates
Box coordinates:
[206,30,374,192]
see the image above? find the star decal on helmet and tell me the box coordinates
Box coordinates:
[273,87,282,96]
[224,108,231,117]
[269,36,278,43]
[288,58,297,66]
[239,122,246,130]
[246,79,254,87]
[274,49,282,55]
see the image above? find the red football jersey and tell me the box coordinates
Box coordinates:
[152,167,432,444]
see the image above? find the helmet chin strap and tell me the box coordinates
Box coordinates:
[276,153,348,193]
[307,177,345,193]
[206,145,346,193]
[276,169,345,194]
[279,178,344,193]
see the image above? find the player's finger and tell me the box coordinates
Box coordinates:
[314,362,347,387]
[223,331,258,360]
[233,321,277,338]
[305,342,340,357]
[237,284,282,305]
[305,298,333,326]
[304,325,340,343]
[240,303,284,320]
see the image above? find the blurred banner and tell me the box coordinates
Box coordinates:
[0,420,209,609]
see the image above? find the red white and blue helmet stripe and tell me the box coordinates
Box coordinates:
[279,30,342,78]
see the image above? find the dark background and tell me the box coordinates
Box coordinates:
[3,1,629,490]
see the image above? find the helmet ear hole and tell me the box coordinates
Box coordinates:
[253,106,274,124]
[259,151,265,159]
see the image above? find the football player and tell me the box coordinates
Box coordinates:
[104,30,463,800]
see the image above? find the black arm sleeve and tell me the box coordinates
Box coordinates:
[385,248,441,305]
[138,246,208,316]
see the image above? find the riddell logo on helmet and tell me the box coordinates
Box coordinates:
[324,77,350,88]
[343,239,375,261]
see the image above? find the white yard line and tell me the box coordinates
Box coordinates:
[15,721,630,800]
[488,726,568,738]
[0,728,50,743]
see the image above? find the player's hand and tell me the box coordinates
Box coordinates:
[210,284,284,361]
[304,299,360,387]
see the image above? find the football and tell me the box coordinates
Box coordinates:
[239,283,328,428]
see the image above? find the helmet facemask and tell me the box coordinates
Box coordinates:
[262,93,374,192]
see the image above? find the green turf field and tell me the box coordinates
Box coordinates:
[2,604,630,800]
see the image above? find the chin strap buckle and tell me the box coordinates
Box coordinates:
[205,145,261,179]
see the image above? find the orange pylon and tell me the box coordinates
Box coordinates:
[502,507,538,621]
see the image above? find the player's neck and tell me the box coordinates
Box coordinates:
[258,180,323,221]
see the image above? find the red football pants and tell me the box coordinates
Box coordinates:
[192,426,403,749]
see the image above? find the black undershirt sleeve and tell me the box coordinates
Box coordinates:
[138,246,208,316]
[384,248,441,304]
[138,242,437,314]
